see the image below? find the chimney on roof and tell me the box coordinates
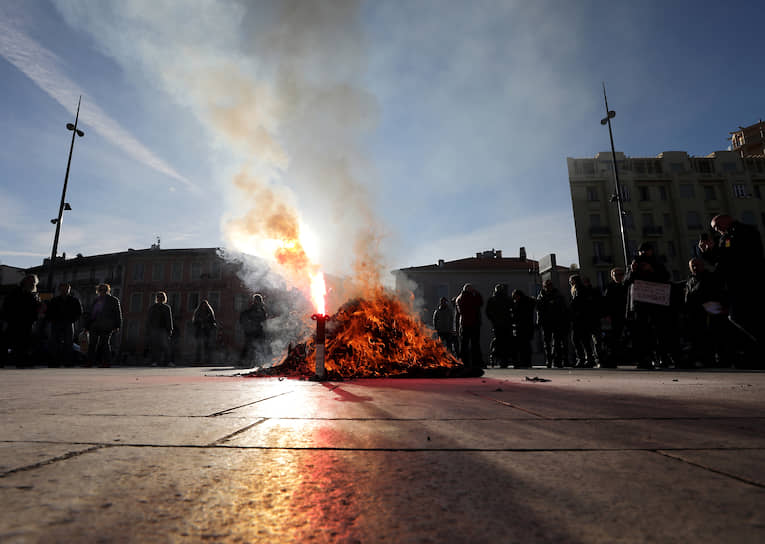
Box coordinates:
[476,252,481,258]
[438,259,445,268]
[496,250,502,258]
[519,247,527,261]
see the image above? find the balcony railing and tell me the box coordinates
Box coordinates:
[589,226,611,236]
[642,226,664,237]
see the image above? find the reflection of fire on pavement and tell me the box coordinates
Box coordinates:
[246,289,463,380]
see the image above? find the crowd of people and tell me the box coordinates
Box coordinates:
[0,279,270,368]
[433,214,764,372]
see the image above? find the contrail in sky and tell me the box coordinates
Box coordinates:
[0,17,196,191]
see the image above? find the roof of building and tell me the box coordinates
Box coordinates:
[27,247,223,272]
[398,256,539,273]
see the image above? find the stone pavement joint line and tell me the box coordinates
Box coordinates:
[655,450,765,488]
[205,390,294,416]
[208,418,267,445]
[0,445,107,478]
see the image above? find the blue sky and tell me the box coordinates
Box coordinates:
[1,0,763,278]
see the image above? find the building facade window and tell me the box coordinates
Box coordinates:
[133,263,145,281]
[686,211,702,229]
[589,214,601,227]
[171,262,183,281]
[188,292,200,311]
[234,293,249,312]
[592,241,605,257]
[639,186,650,201]
[659,186,668,201]
[191,262,202,280]
[152,263,164,281]
[641,213,654,227]
[703,186,716,201]
[679,184,695,198]
[130,293,143,313]
[586,186,599,201]
[733,183,748,198]
[663,213,672,230]
[754,185,762,199]
[210,260,222,279]
[623,214,635,229]
[620,186,631,201]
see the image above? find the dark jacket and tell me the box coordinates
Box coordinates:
[146,302,173,334]
[456,290,483,330]
[570,286,600,330]
[486,292,513,329]
[685,270,726,310]
[240,303,267,336]
[2,286,40,331]
[46,294,83,325]
[432,304,453,333]
[702,221,764,286]
[536,287,567,328]
[88,294,122,331]
[511,294,536,340]
[603,281,628,322]
[192,305,216,333]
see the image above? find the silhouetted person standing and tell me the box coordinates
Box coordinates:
[486,284,513,367]
[511,289,535,368]
[239,294,268,367]
[624,242,671,369]
[147,291,174,366]
[699,214,765,365]
[86,284,122,368]
[684,258,731,368]
[602,268,628,368]
[1,274,41,367]
[432,297,455,352]
[46,282,82,367]
[192,299,217,363]
[536,279,568,368]
[456,283,484,375]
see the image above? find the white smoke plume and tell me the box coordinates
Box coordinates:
[52,0,385,291]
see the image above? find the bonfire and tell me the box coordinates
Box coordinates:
[247,288,464,379]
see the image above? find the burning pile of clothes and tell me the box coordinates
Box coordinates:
[246,289,463,379]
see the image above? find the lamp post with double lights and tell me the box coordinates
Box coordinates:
[47,96,84,292]
[600,83,630,268]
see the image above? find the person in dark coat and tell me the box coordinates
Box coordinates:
[239,293,268,367]
[511,289,536,368]
[486,284,513,368]
[684,258,732,367]
[146,291,174,366]
[624,242,672,369]
[536,279,568,368]
[568,275,598,368]
[46,282,82,367]
[455,283,484,375]
[85,283,122,367]
[432,297,455,352]
[699,214,765,365]
[602,268,628,368]
[192,299,217,363]
[1,274,41,367]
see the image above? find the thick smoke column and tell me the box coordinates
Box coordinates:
[54,0,386,289]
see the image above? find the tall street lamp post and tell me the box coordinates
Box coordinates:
[600,83,630,268]
[47,96,84,292]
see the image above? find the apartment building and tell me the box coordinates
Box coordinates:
[568,150,765,289]
[730,120,765,157]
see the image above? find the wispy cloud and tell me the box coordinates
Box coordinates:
[0,15,197,192]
